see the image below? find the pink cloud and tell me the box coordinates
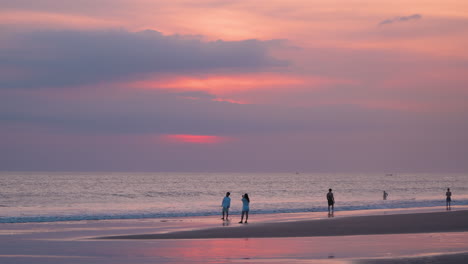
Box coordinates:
[161,134,231,144]
[0,10,119,29]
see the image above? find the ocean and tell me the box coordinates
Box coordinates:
[0,172,467,223]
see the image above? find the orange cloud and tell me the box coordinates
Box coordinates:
[0,10,119,29]
[129,73,352,95]
[123,73,358,106]
[132,74,304,92]
[162,134,230,144]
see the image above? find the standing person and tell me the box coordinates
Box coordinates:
[446,188,452,210]
[239,193,250,224]
[327,189,335,213]
[383,190,388,200]
[221,192,231,220]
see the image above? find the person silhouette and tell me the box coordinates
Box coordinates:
[221,192,231,220]
[327,189,335,213]
[239,193,250,224]
[446,188,452,210]
[383,191,388,200]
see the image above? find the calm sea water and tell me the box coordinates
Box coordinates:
[0,172,467,223]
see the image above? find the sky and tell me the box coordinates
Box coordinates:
[1,0,467,172]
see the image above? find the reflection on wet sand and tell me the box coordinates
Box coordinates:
[127,232,468,263]
[1,208,468,263]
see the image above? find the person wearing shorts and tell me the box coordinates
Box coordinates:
[239,193,250,224]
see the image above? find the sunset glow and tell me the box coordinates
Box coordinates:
[162,134,229,144]
[1,0,467,172]
[2,3,468,264]
[130,74,307,92]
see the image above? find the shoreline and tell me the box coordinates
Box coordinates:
[3,204,467,225]
[99,209,468,240]
[2,207,468,264]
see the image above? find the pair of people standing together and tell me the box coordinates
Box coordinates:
[221,192,250,223]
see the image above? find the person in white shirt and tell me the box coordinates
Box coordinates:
[239,193,250,224]
[221,192,231,220]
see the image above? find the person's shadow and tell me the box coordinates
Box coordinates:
[222,219,231,226]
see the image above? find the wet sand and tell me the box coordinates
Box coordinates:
[99,210,468,240]
[358,252,468,264]
[1,208,468,263]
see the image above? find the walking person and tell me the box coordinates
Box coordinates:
[327,189,335,213]
[221,192,231,220]
[239,193,250,224]
[446,188,452,210]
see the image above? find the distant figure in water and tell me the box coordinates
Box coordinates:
[383,191,388,200]
[239,193,250,224]
[446,188,452,210]
[327,189,335,213]
[221,192,231,220]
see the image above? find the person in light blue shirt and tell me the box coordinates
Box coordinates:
[221,192,231,220]
[239,193,250,224]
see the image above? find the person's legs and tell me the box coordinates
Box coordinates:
[222,208,229,220]
[245,211,249,223]
[239,211,244,223]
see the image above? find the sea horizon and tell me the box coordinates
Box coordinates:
[1,171,466,223]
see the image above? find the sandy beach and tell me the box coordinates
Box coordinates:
[92,209,468,263]
[100,210,468,240]
[1,208,468,264]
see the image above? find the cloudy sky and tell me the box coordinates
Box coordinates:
[1,0,467,172]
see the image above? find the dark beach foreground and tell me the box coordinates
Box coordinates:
[358,252,468,264]
[99,210,468,240]
[2,208,468,264]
